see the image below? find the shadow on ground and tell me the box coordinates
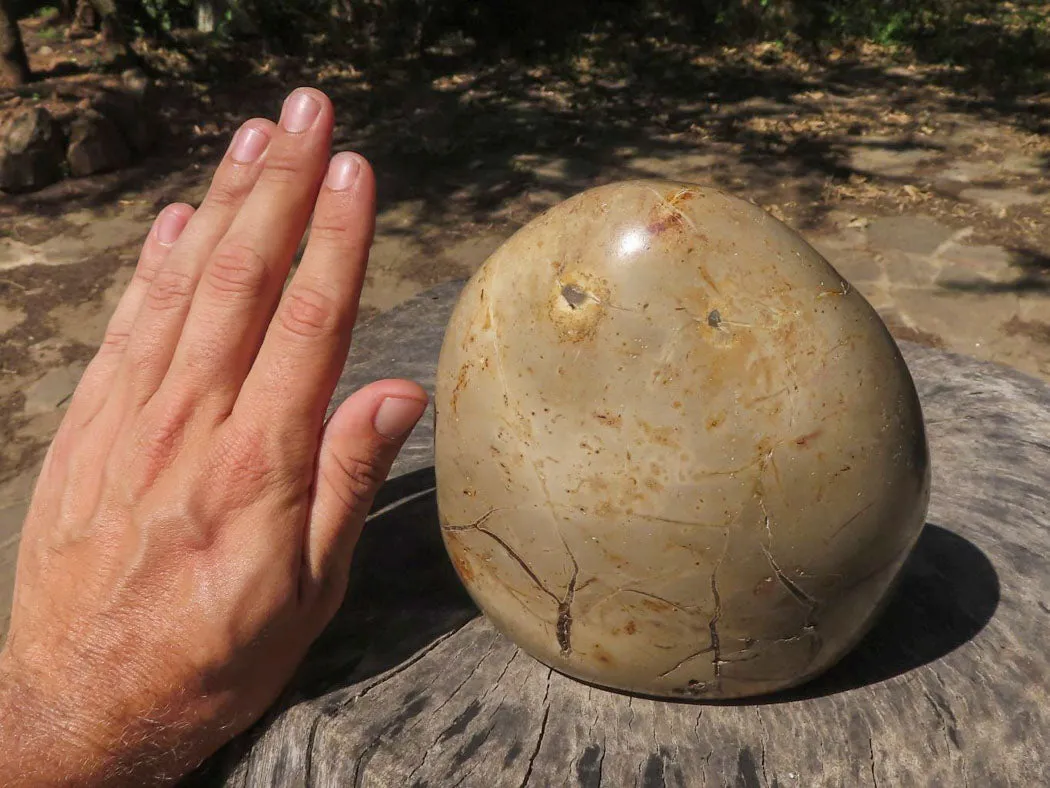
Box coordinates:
[940,248,1050,294]
[4,19,1048,251]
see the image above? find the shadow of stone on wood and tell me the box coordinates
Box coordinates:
[784,522,999,701]
[306,468,999,706]
[542,521,1000,707]
[295,466,478,701]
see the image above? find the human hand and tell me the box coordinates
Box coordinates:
[0,87,427,785]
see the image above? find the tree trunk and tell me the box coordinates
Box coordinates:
[0,0,30,88]
[70,0,99,37]
[88,0,126,44]
[196,0,222,33]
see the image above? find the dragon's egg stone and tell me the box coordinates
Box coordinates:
[435,180,930,699]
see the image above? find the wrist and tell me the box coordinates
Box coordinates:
[0,649,113,786]
[0,646,229,786]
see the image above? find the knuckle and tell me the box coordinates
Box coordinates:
[99,327,132,355]
[307,221,351,244]
[278,284,340,339]
[204,171,253,210]
[131,261,159,288]
[145,267,195,313]
[209,424,290,502]
[258,149,305,185]
[206,242,269,298]
[324,452,386,516]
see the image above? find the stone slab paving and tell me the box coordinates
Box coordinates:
[811,210,1050,383]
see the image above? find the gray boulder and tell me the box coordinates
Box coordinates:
[0,108,66,194]
[66,109,131,177]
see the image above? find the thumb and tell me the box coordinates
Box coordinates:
[305,378,428,609]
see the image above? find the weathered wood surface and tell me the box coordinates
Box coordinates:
[189,281,1050,787]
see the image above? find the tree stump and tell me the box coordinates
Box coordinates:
[189,281,1050,786]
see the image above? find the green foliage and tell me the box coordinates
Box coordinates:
[128,0,195,36]
[28,0,1040,84]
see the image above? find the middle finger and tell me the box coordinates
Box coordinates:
[162,87,335,414]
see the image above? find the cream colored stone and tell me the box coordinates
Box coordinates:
[435,180,930,699]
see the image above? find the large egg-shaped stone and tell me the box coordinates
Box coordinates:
[434,180,930,699]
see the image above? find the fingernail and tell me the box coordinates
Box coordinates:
[156,206,189,246]
[280,89,321,133]
[374,397,427,440]
[230,125,270,164]
[326,152,361,191]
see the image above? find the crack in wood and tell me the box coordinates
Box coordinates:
[519,671,552,788]
[303,712,325,786]
[342,628,463,710]
[404,642,501,784]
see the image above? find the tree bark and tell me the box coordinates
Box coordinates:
[196,0,221,33]
[88,0,125,43]
[0,0,31,88]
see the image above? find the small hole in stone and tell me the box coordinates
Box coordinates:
[707,309,722,328]
[562,283,589,310]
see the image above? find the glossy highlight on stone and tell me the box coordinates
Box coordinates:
[434,180,931,699]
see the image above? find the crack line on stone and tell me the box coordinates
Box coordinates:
[709,531,730,681]
[645,184,700,233]
[556,557,579,656]
[658,644,716,677]
[827,501,875,542]
[474,526,560,604]
[624,588,705,616]
[630,512,732,529]
[441,507,503,532]
[758,497,820,626]
[760,534,818,616]
[570,569,697,618]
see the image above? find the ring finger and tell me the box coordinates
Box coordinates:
[119,117,277,406]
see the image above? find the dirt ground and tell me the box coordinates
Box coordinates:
[1,17,1048,633]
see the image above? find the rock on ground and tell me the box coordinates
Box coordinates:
[0,108,65,194]
[66,109,132,178]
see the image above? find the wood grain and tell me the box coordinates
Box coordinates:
[187,281,1050,787]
